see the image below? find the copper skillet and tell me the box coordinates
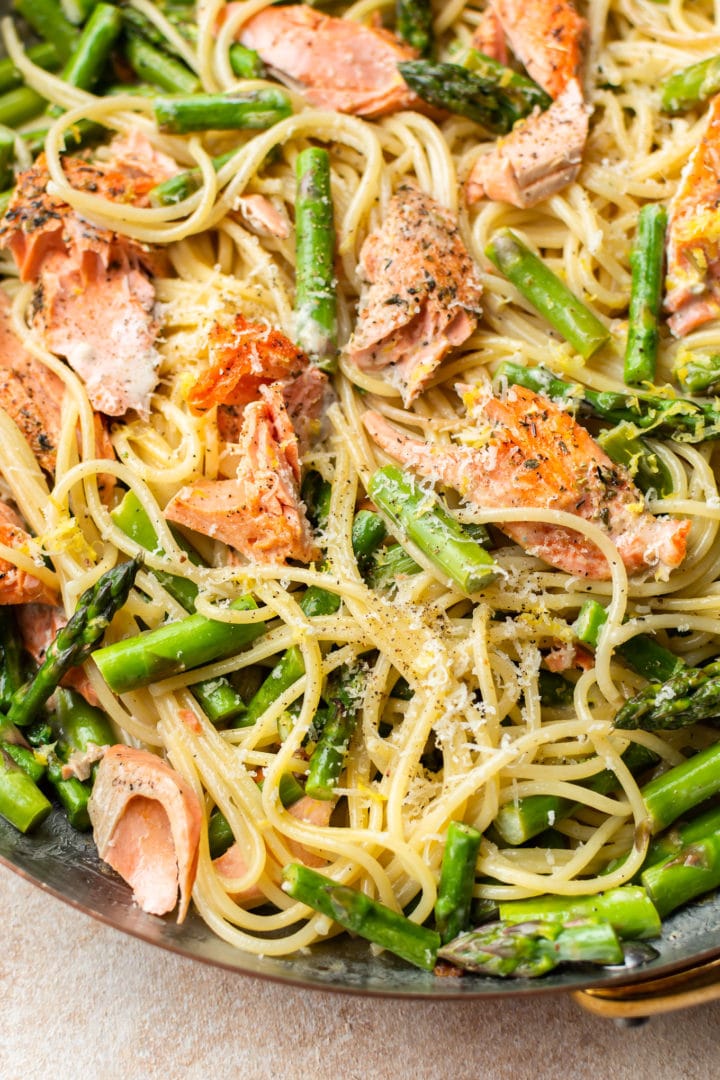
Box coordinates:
[1,809,719,1019]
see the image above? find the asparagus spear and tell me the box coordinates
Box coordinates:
[0,41,60,95]
[438,917,623,977]
[538,670,573,708]
[398,60,550,134]
[240,645,306,729]
[153,90,292,133]
[93,595,265,694]
[0,608,24,712]
[641,741,720,834]
[295,147,338,371]
[351,510,387,572]
[60,0,96,24]
[624,204,667,386]
[149,150,237,207]
[1,742,45,784]
[496,360,720,443]
[493,741,659,846]
[366,542,422,591]
[228,43,266,79]
[660,53,720,114]
[395,0,433,57]
[125,34,200,94]
[573,597,685,682]
[13,0,79,63]
[45,750,91,830]
[57,2,122,94]
[0,132,14,191]
[672,352,720,395]
[614,659,720,731]
[368,465,499,595]
[282,863,441,970]
[111,491,247,723]
[642,830,720,918]
[305,664,365,800]
[499,885,662,940]
[435,821,482,944]
[486,230,610,359]
[7,557,142,728]
[0,87,47,128]
[53,687,114,763]
[597,422,674,497]
[463,48,553,114]
[0,746,52,833]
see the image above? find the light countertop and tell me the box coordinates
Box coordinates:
[2,864,719,1080]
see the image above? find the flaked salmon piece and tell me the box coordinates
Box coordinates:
[0,288,63,475]
[345,186,483,404]
[545,641,594,673]
[466,79,590,208]
[16,602,99,703]
[166,383,319,565]
[471,7,509,64]
[664,95,720,336]
[212,842,265,903]
[88,744,202,922]
[0,505,57,605]
[237,4,419,117]
[489,0,588,100]
[363,384,691,581]
[187,315,309,415]
[102,129,178,204]
[286,795,334,868]
[0,154,166,417]
[236,194,291,239]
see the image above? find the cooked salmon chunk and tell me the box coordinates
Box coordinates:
[471,7,509,65]
[0,504,57,605]
[465,0,590,208]
[166,382,319,565]
[345,187,483,404]
[0,287,63,474]
[364,384,690,581]
[88,744,202,922]
[237,4,418,117]
[664,94,720,336]
[466,80,590,208]
[0,152,168,417]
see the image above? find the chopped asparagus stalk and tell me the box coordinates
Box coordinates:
[60,0,97,24]
[351,510,387,571]
[295,147,338,371]
[493,742,658,846]
[93,595,265,695]
[54,687,114,759]
[0,87,47,128]
[435,821,482,944]
[58,2,122,93]
[614,658,720,731]
[463,48,553,113]
[7,557,142,727]
[0,746,52,833]
[239,645,306,730]
[395,0,433,57]
[573,597,685,681]
[398,60,550,134]
[661,53,720,114]
[366,542,422,591]
[13,0,79,62]
[644,803,720,871]
[438,918,623,977]
[499,885,662,940]
[0,41,60,95]
[597,422,674,497]
[624,204,667,385]
[368,465,499,595]
[305,665,365,800]
[149,150,237,206]
[282,863,441,971]
[0,131,14,190]
[153,89,292,133]
[672,352,720,395]
[45,750,91,830]
[538,670,573,708]
[486,230,610,359]
[228,42,266,79]
[496,360,720,443]
[641,741,720,834]
[1,742,45,784]
[125,34,200,94]
[0,608,24,712]
[642,831,720,918]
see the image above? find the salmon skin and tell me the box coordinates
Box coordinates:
[346,186,483,404]
[364,384,690,581]
[0,142,172,418]
[665,94,720,336]
[237,3,419,117]
[465,0,590,208]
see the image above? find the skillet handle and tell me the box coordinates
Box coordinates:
[573,955,720,1022]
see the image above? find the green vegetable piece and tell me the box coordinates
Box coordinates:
[499,885,662,940]
[1,742,45,784]
[366,542,422,591]
[672,352,720,395]
[661,53,720,114]
[368,465,499,595]
[624,204,667,386]
[351,510,387,570]
[438,918,623,977]
[239,645,306,730]
[0,746,52,833]
[153,89,293,133]
[305,665,364,801]
[282,863,441,971]
[614,658,720,731]
[45,750,90,830]
[486,229,610,359]
[642,831,720,918]
[0,608,24,712]
[0,86,47,128]
[13,0,79,62]
[125,34,200,94]
[7,557,142,727]
[228,42,266,79]
[395,0,433,57]
[435,820,482,944]
[597,422,674,497]
[295,146,338,370]
[58,2,122,93]
[0,41,60,95]
[149,151,237,207]
[641,741,720,834]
